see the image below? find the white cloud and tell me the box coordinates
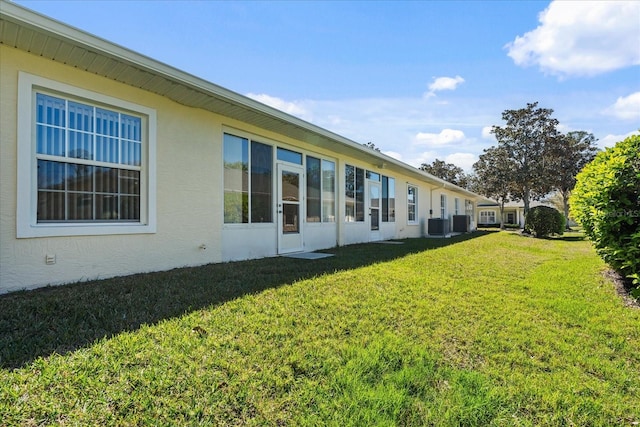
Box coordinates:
[425,76,465,97]
[445,153,478,173]
[599,130,640,149]
[246,93,312,120]
[481,126,494,139]
[414,129,466,146]
[506,1,640,77]
[605,92,640,121]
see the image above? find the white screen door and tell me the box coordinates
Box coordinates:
[277,164,304,253]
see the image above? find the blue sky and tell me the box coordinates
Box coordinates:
[16,0,640,171]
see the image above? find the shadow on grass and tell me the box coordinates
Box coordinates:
[555,234,586,242]
[0,231,494,369]
[507,230,586,242]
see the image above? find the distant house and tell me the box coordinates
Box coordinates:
[476,200,557,228]
[0,1,492,293]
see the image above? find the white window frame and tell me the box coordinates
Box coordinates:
[381,175,395,223]
[407,184,418,225]
[479,210,496,224]
[17,72,157,238]
[345,164,365,223]
[440,194,447,219]
[454,198,460,215]
[305,155,336,224]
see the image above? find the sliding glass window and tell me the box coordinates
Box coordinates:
[306,156,336,223]
[251,141,272,223]
[321,160,335,222]
[306,156,321,222]
[381,176,395,222]
[345,164,365,222]
[223,133,273,224]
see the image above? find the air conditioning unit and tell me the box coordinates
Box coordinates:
[452,215,470,232]
[428,218,449,236]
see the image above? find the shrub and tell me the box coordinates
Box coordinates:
[504,223,521,229]
[570,134,640,290]
[524,206,565,238]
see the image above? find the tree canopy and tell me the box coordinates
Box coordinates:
[420,159,469,188]
[490,102,561,217]
[470,101,599,234]
[362,142,381,152]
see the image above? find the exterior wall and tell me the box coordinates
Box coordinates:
[1,45,482,293]
[1,46,223,293]
[427,189,474,234]
[303,223,339,252]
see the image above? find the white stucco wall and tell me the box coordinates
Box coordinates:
[1,46,224,293]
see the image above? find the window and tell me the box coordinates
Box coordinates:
[306,156,335,222]
[251,141,273,223]
[223,133,272,223]
[307,157,321,222]
[465,199,474,217]
[366,170,380,181]
[480,211,496,224]
[322,160,336,222]
[440,194,447,219]
[345,165,365,222]
[454,198,460,215]
[277,147,302,164]
[381,176,395,222]
[35,94,143,223]
[407,185,417,223]
[17,73,156,237]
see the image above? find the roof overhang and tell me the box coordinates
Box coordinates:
[1,0,491,202]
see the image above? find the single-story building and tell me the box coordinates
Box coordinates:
[0,1,492,294]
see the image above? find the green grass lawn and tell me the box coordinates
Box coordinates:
[1,231,638,426]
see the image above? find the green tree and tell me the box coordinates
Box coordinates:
[362,142,381,152]
[491,102,560,219]
[570,134,640,291]
[420,159,469,188]
[550,131,598,229]
[472,146,514,229]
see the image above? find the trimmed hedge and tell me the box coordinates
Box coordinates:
[525,206,565,238]
[570,134,640,290]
